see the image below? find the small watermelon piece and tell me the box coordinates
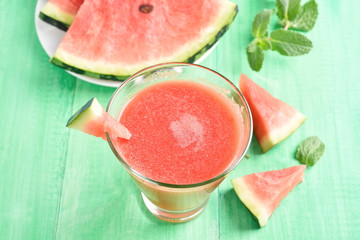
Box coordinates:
[67,98,131,140]
[51,0,238,80]
[39,0,84,31]
[239,74,306,152]
[231,165,306,227]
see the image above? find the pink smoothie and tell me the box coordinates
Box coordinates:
[116,80,243,185]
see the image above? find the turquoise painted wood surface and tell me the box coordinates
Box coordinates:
[0,0,359,239]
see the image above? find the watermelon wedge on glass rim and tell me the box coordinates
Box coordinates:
[39,0,84,31]
[66,98,131,141]
[239,74,306,152]
[50,0,238,80]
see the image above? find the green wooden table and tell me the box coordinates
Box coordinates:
[1,0,359,239]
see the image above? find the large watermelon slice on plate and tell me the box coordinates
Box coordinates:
[231,165,306,227]
[39,0,84,31]
[239,74,306,152]
[67,98,131,140]
[51,0,238,80]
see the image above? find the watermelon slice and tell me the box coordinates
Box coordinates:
[50,0,238,80]
[239,74,306,152]
[39,0,84,31]
[67,98,131,140]
[231,165,306,227]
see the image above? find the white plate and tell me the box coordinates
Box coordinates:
[35,0,216,88]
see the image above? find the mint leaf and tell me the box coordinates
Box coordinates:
[259,37,272,50]
[252,9,275,38]
[276,0,301,21]
[296,136,325,166]
[247,39,265,71]
[270,29,312,56]
[291,0,318,31]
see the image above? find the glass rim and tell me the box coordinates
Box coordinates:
[106,62,253,189]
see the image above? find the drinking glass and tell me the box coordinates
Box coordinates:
[106,63,252,223]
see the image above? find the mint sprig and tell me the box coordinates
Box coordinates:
[296,136,325,166]
[246,0,318,71]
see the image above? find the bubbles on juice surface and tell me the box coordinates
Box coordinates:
[169,113,204,151]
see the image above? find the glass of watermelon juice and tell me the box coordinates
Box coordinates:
[106,63,252,223]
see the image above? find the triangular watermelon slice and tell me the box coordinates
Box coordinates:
[67,98,131,140]
[231,165,306,227]
[239,74,306,152]
[39,0,84,31]
[51,0,238,80]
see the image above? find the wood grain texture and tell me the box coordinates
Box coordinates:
[0,1,76,239]
[0,0,359,239]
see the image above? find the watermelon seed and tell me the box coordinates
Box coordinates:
[139,4,153,14]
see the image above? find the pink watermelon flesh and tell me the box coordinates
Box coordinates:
[239,74,306,152]
[83,112,130,140]
[66,98,131,141]
[60,0,224,64]
[231,165,306,227]
[51,0,238,78]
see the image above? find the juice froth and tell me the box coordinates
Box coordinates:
[116,80,244,184]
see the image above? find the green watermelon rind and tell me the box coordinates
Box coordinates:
[51,58,127,80]
[66,97,103,131]
[260,112,306,153]
[50,1,238,81]
[231,177,270,227]
[39,2,74,31]
[39,12,70,31]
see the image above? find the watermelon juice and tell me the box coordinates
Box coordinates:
[106,63,252,222]
[117,80,242,184]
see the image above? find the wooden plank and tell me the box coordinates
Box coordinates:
[0,1,77,239]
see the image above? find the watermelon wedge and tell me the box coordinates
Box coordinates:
[50,0,238,80]
[39,0,84,31]
[67,98,131,140]
[231,165,306,227]
[239,74,306,152]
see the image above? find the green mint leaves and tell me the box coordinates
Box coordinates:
[247,9,273,71]
[252,9,274,38]
[270,29,312,56]
[247,40,265,71]
[296,136,325,166]
[276,0,302,22]
[289,0,319,31]
[246,0,318,71]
